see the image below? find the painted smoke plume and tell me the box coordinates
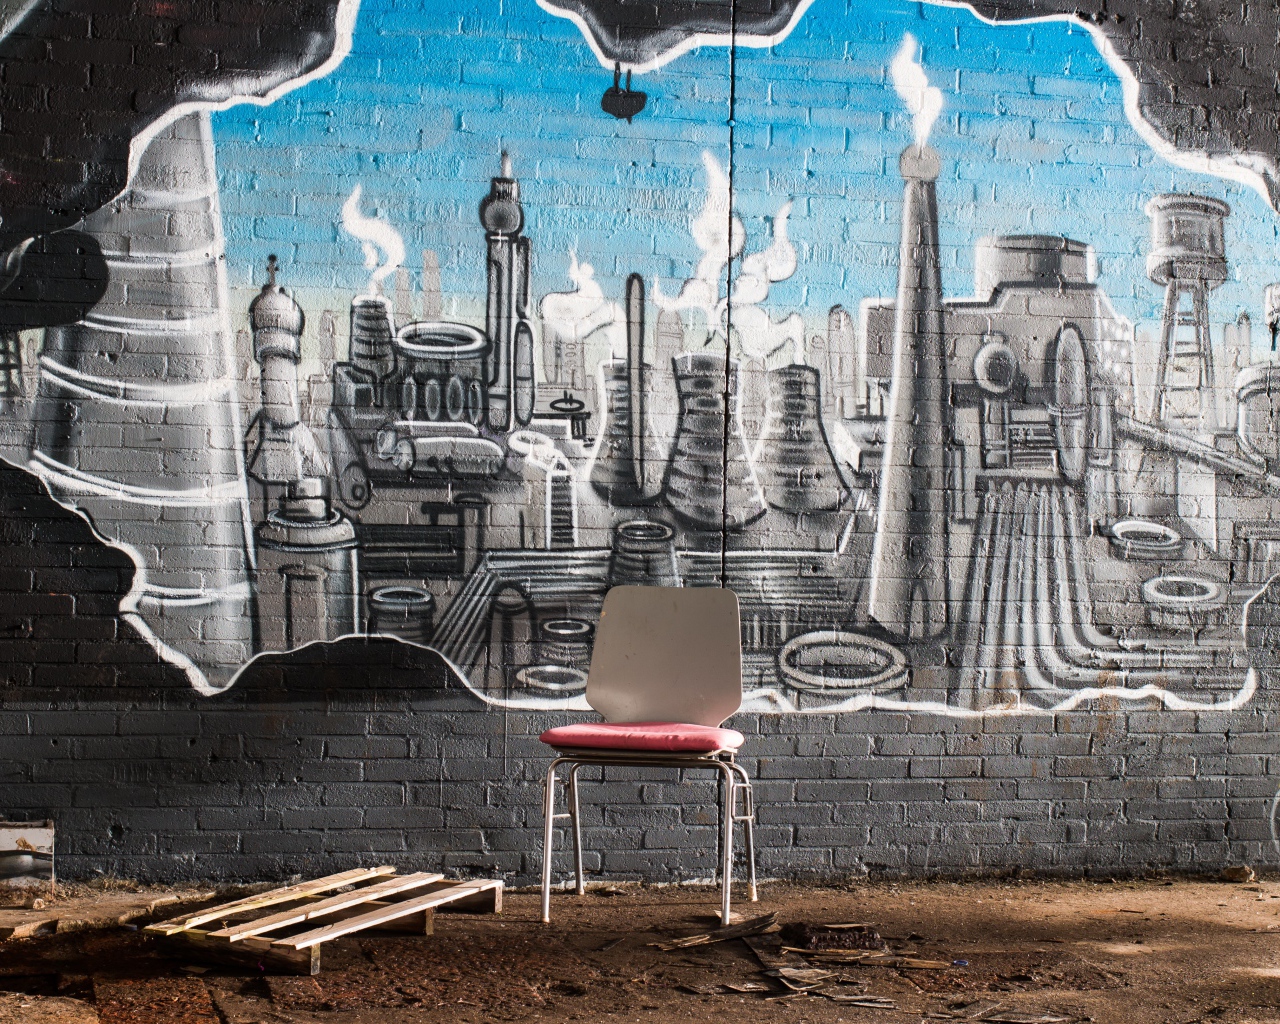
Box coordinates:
[656,151,802,362]
[890,33,942,147]
[341,185,406,295]
[539,253,626,361]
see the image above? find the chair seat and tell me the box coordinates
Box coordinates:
[540,721,745,754]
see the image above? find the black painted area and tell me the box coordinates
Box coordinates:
[0,0,345,247]
[544,0,1280,207]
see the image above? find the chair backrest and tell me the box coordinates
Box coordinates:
[586,586,742,727]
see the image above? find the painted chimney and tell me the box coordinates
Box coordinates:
[867,143,950,641]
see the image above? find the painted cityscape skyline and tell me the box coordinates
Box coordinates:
[0,0,1277,719]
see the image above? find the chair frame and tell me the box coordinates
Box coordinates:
[541,747,757,926]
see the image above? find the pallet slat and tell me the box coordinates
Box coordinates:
[169,929,321,975]
[208,872,445,941]
[145,866,397,936]
[278,881,503,950]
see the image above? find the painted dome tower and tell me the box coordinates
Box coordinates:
[479,153,535,431]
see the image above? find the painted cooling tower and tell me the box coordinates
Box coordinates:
[867,144,950,641]
[28,112,255,694]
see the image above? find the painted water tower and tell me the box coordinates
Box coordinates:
[1146,194,1229,430]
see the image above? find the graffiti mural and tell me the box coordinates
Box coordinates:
[1,0,1279,715]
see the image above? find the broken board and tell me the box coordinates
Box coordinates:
[144,866,501,975]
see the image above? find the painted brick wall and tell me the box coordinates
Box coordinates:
[0,462,1276,883]
[1,0,1280,885]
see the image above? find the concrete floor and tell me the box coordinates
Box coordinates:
[3,877,1280,1022]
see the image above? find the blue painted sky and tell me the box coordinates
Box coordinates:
[212,0,1280,343]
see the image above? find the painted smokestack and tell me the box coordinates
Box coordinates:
[28,112,255,693]
[867,144,950,641]
[348,293,396,401]
[625,272,647,496]
[480,152,532,432]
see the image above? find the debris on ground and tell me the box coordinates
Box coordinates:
[1,878,1276,1022]
[0,991,97,1024]
[765,966,836,991]
[651,911,779,950]
[742,932,810,968]
[264,976,325,1011]
[947,999,1006,1018]
[821,993,897,1007]
[0,890,211,941]
[930,1003,1078,1022]
[1221,865,1255,883]
[94,977,221,1024]
[784,947,953,968]
[780,921,885,950]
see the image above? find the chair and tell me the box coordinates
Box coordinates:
[538,585,757,926]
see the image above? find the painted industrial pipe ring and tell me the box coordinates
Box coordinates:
[778,631,908,694]
[1140,574,1226,611]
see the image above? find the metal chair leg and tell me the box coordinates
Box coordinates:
[542,753,753,928]
[569,763,585,896]
[718,761,735,926]
[541,760,560,924]
[731,762,758,902]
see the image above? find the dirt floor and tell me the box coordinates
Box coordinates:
[4,877,1280,1023]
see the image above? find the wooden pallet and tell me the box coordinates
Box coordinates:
[144,867,502,975]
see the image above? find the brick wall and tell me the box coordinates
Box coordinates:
[2,0,1280,884]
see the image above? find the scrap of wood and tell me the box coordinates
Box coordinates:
[766,967,836,991]
[651,911,779,950]
[945,999,1004,1018]
[440,882,502,915]
[951,999,1004,1018]
[982,1015,1073,1023]
[276,880,502,951]
[679,982,774,997]
[771,979,824,993]
[892,956,951,969]
[787,948,951,969]
[820,994,897,1007]
[743,933,809,969]
[145,866,397,936]
[208,872,444,941]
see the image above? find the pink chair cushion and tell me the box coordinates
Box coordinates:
[540,721,745,754]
